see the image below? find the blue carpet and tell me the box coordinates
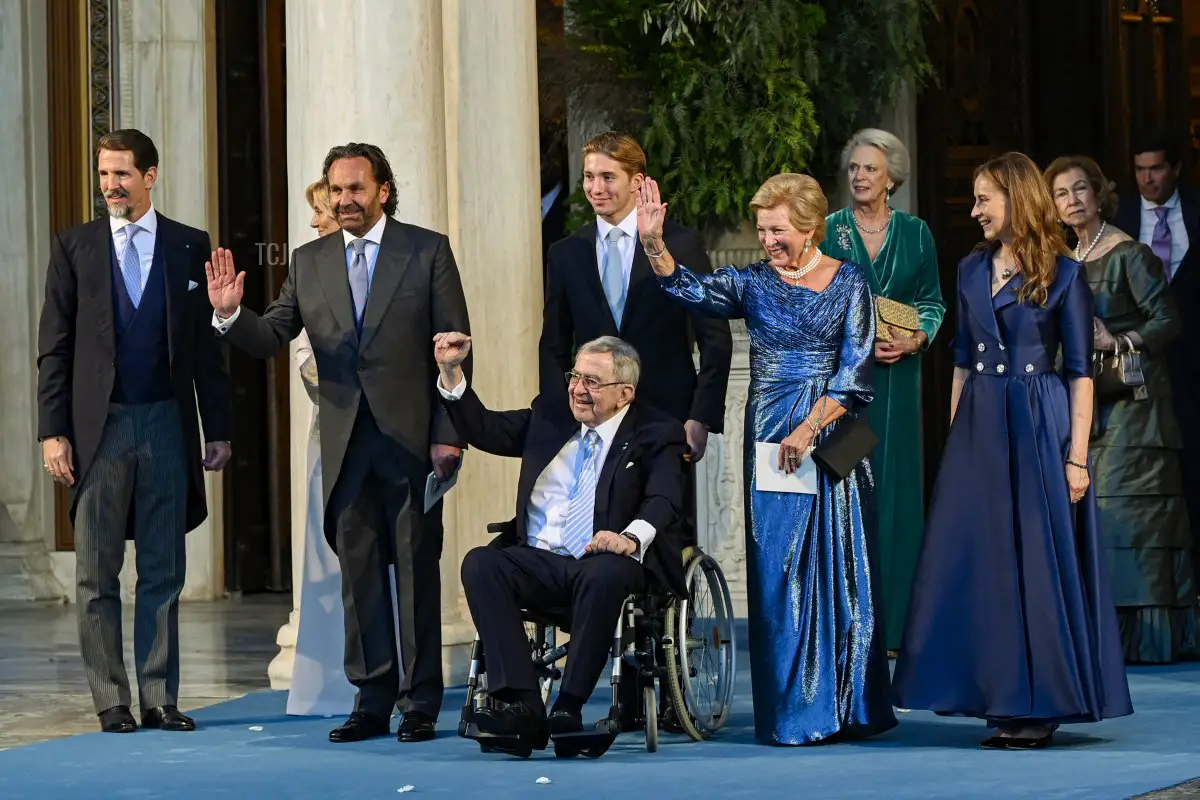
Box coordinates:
[3,656,1198,799]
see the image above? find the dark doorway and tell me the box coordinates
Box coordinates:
[915,0,1193,497]
[214,0,291,594]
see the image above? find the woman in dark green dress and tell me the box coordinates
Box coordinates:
[824,129,945,653]
[1046,155,1197,664]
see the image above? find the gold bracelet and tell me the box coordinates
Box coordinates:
[805,418,820,436]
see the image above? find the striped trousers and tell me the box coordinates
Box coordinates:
[74,400,188,713]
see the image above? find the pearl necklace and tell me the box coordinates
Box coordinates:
[775,246,823,281]
[1073,221,1107,262]
[853,206,891,234]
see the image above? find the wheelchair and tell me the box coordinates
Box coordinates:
[457,531,737,758]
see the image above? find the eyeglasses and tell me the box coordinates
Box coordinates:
[564,371,628,391]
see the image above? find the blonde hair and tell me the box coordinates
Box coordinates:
[581,131,647,178]
[1043,155,1119,221]
[974,152,1071,306]
[305,179,332,214]
[750,173,828,244]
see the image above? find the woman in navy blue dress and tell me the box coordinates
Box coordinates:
[893,152,1132,749]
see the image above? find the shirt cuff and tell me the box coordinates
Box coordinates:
[623,520,656,563]
[437,374,467,400]
[212,306,242,335]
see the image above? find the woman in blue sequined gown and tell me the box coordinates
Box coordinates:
[637,173,896,745]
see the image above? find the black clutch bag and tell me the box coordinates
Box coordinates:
[811,413,879,482]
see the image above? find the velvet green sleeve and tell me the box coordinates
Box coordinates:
[1125,245,1181,354]
[913,219,946,344]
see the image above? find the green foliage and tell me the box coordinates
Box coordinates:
[565,0,935,233]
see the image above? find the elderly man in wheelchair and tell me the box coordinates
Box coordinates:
[433,332,734,758]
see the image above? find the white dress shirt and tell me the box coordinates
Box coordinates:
[111,205,159,292]
[437,375,655,560]
[214,214,388,333]
[595,208,639,289]
[1139,190,1190,280]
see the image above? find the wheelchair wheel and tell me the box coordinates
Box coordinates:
[664,551,736,740]
[643,684,658,753]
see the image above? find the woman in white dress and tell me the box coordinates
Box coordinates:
[286,180,356,715]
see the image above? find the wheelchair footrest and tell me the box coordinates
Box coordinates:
[551,719,620,759]
[460,722,541,759]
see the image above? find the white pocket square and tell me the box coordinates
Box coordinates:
[187,280,199,291]
[625,461,634,469]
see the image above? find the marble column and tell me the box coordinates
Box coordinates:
[275,0,453,688]
[0,0,63,601]
[439,0,542,675]
[274,0,540,689]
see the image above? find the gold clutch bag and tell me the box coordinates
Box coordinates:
[875,296,921,341]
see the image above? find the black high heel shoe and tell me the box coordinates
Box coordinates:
[1005,729,1055,750]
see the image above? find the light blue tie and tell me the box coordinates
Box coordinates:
[348,239,369,333]
[560,429,603,558]
[601,226,627,327]
[120,224,143,307]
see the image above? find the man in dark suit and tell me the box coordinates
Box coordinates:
[538,131,731,523]
[433,331,687,754]
[1114,130,1200,570]
[36,129,233,734]
[205,143,470,744]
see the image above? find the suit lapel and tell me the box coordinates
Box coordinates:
[593,405,636,526]
[87,220,117,357]
[316,233,358,344]
[963,249,1003,341]
[1178,191,1198,283]
[516,415,579,537]
[574,224,619,334]
[358,218,413,352]
[157,217,190,365]
[620,237,653,335]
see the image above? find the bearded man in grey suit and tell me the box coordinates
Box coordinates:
[206,143,470,744]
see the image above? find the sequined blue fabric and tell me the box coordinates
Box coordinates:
[660,261,897,744]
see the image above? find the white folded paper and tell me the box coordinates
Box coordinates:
[754,442,817,494]
[424,454,464,512]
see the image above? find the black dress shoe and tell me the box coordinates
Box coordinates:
[475,701,548,748]
[547,708,583,736]
[98,705,137,734]
[397,711,436,743]
[141,705,195,732]
[329,712,390,743]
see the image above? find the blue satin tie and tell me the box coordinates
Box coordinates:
[601,227,627,327]
[120,224,143,307]
[560,429,602,558]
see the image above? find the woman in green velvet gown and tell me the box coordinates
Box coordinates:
[823,129,945,653]
[1046,155,1197,663]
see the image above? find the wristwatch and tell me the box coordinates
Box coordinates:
[619,532,641,555]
